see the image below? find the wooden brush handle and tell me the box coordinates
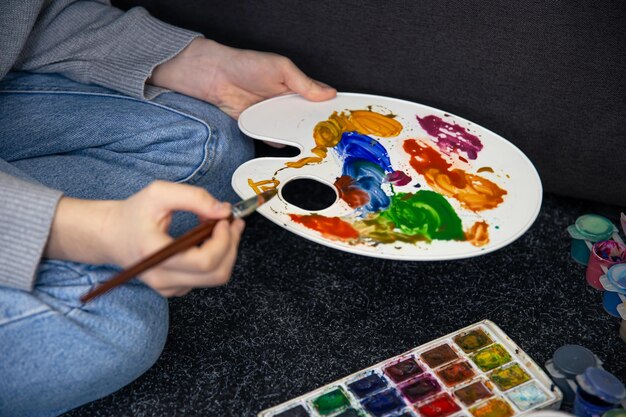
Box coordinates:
[80,216,232,303]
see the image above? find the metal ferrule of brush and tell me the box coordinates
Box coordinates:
[232,189,277,219]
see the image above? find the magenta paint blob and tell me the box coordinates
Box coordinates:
[383,358,423,383]
[416,115,483,160]
[400,374,442,403]
[385,170,412,186]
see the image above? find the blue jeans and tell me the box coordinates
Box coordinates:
[0,72,254,416]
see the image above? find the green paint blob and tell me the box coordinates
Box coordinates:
[472,344,512,371]
[380,190,465,241]
[312,388,350,415]
[490,363,531,391]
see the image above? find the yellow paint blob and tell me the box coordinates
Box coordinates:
[289,109,404,169]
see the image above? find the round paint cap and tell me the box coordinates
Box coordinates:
[576,367,626,404]
[608,264,626,291]
[572,215,615,241]
[552,345,597,378]
[603,409,626,417]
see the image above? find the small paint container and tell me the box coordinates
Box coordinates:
[602,292,625,318]
[568,215,615,266]
[545,345,599,406]
[586,241,626,290]
[602,264,626,318]
[574,368,626,417]
[607,264,626,290]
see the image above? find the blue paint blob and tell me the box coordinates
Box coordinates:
[334,131,396,214]
[362,389,405,416]
[348,373,388,398]
[343,161,390,213]
[336,132,393,172]
[506,382,549,411]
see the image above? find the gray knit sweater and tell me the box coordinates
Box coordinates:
[0,0,200,291]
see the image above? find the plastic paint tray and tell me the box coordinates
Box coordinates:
[257,320,562,417]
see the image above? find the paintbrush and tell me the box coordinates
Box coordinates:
[80,189,278,303]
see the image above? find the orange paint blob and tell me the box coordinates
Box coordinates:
[403,139,507,211]
[248,178,279,194]
[285,156,323,168]
[465,221,490,247]
[313,112,356,148]
[290,214,359,241]
[334,175,370,208]
[348,110,403,137]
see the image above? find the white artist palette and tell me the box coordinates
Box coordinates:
[232,93,542,260]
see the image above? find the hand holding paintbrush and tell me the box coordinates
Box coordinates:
[74,185,276,302]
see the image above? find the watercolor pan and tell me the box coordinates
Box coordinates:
[421,344,459,368]
[258,320,562,417]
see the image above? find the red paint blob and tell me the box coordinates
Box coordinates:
[403,139,507,211]
[334,175,370,209]
[417,394,462,417]
[289,214,359,240]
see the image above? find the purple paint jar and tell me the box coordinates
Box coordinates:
[586,241,626,290]
[574,368,625,417]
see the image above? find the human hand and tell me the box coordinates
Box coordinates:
[149,38,337,119]
[45,181,244,297]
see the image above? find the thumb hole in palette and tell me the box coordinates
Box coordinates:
[280,177,337,211]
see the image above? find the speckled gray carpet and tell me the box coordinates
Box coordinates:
[64,164,626,416]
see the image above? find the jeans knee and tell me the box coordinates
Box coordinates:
[0,281,168,416]
[206,110,255,180]
[105,283,169,376]
[71,282,169,403]
[158,93,255,202]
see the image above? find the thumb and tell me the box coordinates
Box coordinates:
[144,181,231,220]
[282,60,337,102]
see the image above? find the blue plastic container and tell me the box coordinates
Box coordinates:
[602,264,626,318]
[603,292,623,318]
[574,368,626,417]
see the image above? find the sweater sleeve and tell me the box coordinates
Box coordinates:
[0,172,63,291]
[13,0,202,99]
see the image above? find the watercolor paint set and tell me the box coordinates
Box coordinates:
[258,320,562,417]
